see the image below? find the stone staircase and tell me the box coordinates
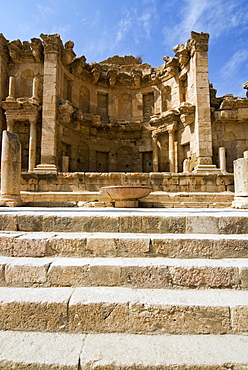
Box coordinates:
[0,207,248,368]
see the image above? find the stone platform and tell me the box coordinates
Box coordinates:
[0,207,247,368]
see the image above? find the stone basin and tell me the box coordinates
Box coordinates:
[100,186,152,208]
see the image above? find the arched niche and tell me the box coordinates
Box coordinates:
[79,86,90,113]
[118,93,132,119]
[20,69,34,97]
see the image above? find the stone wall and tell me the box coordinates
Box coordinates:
[20,172,234,193]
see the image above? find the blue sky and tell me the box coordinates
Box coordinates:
[1,0,248,97]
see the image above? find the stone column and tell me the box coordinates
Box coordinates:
[152,134,159,172]
[0,130,22,207]
[32,77,39,99]
[188,32,217,173]
[219,147,226,172]
[34,34,62,174]
[28,120,36,171]
[232,156,248,208]
[168,123,176,173]
[0,35,9,140]
[6,76,15,101]
[62,155,69,172]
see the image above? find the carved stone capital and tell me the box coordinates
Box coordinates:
[167,122,177,134]
[58,100,74,124]
[40,34,63,54]
[187,31,209,55]
[62,40,76,65]
[108,69,118,87]
[92,67,100,84]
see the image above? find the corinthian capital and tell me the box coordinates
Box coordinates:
[167,122,177,134]
[187,31,209,55]
[40,34,63,54]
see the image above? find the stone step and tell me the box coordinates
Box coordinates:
[1,231,248,258]
[0,331,247,369]
[1,207,248,234]
[1,256,248,289]
[0,286,248,334]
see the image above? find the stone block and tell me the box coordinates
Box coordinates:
[17,215,43,231]
[0,215,17,231]
[169,265,239,288]
[186,216,219,234]
[69,287,131,332]
[87,234,150,257]
[120,265,170,288]
[215,237,248,258]
[240,267,248,288]
[130,303,230,334]
[48,258,90,286]
[0,331,85,369]
[219,217,248,234]
[80,215,119,233]
[48,233,89,256]
[119,216,143,233]
[89,262,121,286]
[0,287,72,331]
[80,333,248,369]
[5,258,52,285]
[12,233,49,257]
[0,233,23,256]
[231,306,248,333]
[160,216,186,234]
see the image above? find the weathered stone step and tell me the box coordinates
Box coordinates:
[0,331,248,369]
[0,286,248,334]
[1,231,248,258]
[1,256,248,289]
[1,207,248,234]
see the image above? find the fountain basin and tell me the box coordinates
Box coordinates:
[100,186,152,208]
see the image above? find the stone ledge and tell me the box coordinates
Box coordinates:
[0,286,248,334]
[0,231,248,258]
[1,256,248,289]
[0,331,248,369]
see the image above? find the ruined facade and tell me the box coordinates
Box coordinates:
[0,31,247,177]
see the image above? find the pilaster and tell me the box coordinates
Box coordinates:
[35,34,62,173]
[187,32,217,172]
